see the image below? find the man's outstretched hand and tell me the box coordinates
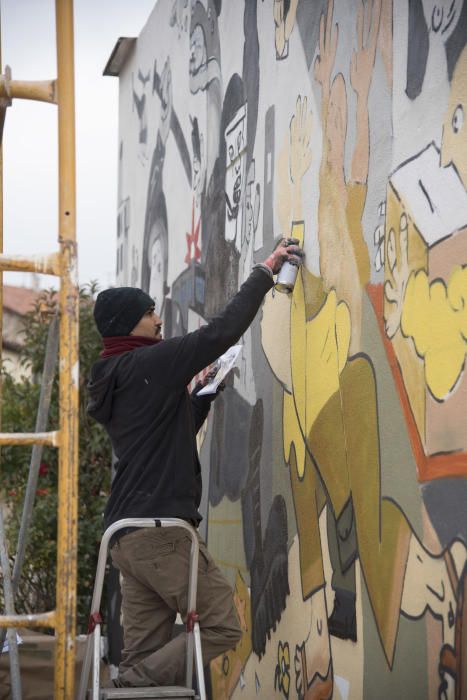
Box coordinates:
[192,367,226,398]
[262,237,305,274]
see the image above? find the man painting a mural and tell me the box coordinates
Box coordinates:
[106,0,467,698]
[87,240,304,688]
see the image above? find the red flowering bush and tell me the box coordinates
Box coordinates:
[1,283,111,631]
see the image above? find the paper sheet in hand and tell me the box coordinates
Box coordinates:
[197,345,242,395]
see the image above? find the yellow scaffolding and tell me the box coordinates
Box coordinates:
[0,1,79,698]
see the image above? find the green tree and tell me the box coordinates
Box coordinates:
[1,283,111,631]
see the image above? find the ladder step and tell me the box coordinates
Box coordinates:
[99,687,196,699]
[0,252,60,275]
[0,431,59,447]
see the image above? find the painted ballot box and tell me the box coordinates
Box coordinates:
[384,143,467,462]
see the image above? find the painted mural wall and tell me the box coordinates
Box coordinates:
[115,1,467,698]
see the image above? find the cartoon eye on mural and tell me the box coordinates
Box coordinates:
[114,1,467,698]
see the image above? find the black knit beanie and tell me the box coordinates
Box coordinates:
[93,287,154,337]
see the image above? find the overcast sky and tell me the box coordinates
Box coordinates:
[1,0,156,290]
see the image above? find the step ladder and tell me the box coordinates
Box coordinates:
[77,518,206,700]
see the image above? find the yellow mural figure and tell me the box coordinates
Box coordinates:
[391,45,467,402]
[261,2,466,697]
[402,265,467,401]
[313,0,377,354]
[273,94,334,698]
[210,572,252,700]
[383,43,467,462]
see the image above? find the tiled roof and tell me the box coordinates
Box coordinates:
[3,285,41,316]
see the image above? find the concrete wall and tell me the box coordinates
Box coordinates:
[115,1,467,697]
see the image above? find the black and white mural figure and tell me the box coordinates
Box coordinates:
[141,56,192,310]
[153,57,192,183]
[189,0,222,188]
[203,73,243,317]
[205,74,250,500]
[132,68,150,163]
[140,58,172,298]
[191,116,206,213]
[186,116,205,267]
[149,1,225,344]
[147,201,169,310]
[240,161,260,287]
[395,0,466,159]
[224,91,247,251]
[170,0,190,37]
[406,0,467,99]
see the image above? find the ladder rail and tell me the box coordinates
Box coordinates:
[77,518,207,700]
[0,1,79,698]
[0,505,22,699]
[0,316,59,656]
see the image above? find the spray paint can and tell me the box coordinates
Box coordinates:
[275,260,299,293]
[274,238,301,293]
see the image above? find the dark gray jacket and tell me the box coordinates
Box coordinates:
[87,268,273,529]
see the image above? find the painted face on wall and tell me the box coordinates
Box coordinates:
[189,24,208,91]
[160,58,173,145]
[224,103,247,222]
[441,44,467,189]
[148,225,167,310]
[422,0,462,38]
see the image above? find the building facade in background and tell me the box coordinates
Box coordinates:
[2,286,39,379]
[112,1,467,698]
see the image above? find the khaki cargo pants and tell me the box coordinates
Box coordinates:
[110,526,242,687]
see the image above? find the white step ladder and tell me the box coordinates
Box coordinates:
[77,518,207,700]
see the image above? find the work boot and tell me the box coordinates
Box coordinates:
[328,589,357,642]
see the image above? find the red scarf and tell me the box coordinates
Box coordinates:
[100,336,162,358]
